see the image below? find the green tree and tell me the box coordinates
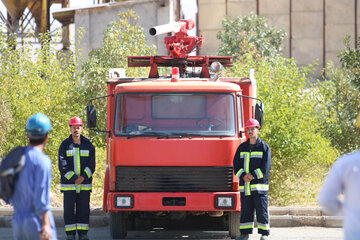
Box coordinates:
[217,13,286,61]
[0,30,87,205]
[338,36,360,89]
[80,10,157,141]
[318,37,360,153]
[226,54,339,205]
[78,10,158,204]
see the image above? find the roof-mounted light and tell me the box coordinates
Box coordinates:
[171,67,180,82]
[210,61,223,73]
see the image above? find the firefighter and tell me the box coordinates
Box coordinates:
[10,113,57,240]
[233,119,271,240]
[318,113,360,240]
[58,117,95,240]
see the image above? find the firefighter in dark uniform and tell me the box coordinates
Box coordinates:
[58,117,95,240]
[233,119,271,240]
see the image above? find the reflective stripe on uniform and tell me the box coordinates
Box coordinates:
[250,151,263,158]
[239,184,268,192]
[61,184,76,191]
[236,168,244,179]
[240,222,254,229]
[74,148,81,193]
[250,184,269,191]
[80,184,92,191]
[80,150,89,157]
[77,223,89,230]
[241,152,251,196]
[61,184,92,191]
[65,224,76,232]
[64,171,75,180]
[66,150,74,157]
[84,167,92,178]
[257,222,270,230]
[254,168,263,179]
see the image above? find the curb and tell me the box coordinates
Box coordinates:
[0,207,342,228]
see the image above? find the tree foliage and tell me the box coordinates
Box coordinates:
[226,55,339,205]
[80,10,157,142]
[0,30,86,205]
[0,10,160,207]
[217,13,286,61]
[217,13,341,205]
[338,36,360,89]
[319,37,360,153]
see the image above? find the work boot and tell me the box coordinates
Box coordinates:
[236,234,249,240]
[65,235,76,240]
[78,234,89,240]
[260,235,269,240]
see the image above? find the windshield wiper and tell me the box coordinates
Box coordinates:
[126,131,169,139]
[167,132,208,138]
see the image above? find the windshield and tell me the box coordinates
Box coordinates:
[114,93,236,137]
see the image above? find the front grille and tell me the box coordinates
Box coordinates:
[115,166,234,192]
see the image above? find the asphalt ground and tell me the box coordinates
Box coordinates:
[0,227,344,240]
[0,206,344,239]
[0,206,343,228]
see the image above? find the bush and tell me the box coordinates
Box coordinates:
[225,54,339,205]
[217,13,286,61]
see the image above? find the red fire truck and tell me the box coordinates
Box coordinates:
[86,19,263,239]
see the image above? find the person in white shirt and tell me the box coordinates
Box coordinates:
[318,113,360,240]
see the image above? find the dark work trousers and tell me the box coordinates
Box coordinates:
[240,192,270,236]
[64,191,90,236]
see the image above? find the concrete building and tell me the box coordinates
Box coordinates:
[198,0,358,69]
[53,0,177,57]
[53,0,359,70]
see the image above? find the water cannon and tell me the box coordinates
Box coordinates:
[128,19,233,78]
[149,19,204,58]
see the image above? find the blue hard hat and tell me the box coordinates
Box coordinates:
[26,113,52,136]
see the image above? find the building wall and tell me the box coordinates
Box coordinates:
[74,0,176,58]
[71,0,357,71]
[198,0,358,70]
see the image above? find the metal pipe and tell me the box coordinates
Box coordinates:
[323,0,326,70]
[289,0,292,58]
[355,0,358,48]
[149,22,183,36]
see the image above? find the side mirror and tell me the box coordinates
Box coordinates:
[255,103,264,128]
[86,105,97,129]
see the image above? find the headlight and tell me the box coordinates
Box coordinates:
[215,195,235,209]
[114,195,133,209]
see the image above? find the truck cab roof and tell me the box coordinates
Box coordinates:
[114,80,241,93]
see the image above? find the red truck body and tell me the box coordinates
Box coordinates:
[86,20,261,239]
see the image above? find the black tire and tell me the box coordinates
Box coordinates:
[228,212,240,238]
[110,212,128,239]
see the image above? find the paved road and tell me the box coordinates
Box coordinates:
[0,227,343,240]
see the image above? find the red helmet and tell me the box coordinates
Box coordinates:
[69,117,83,126]
[245,118,260,129]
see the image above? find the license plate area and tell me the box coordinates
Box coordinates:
[162,197,186,206]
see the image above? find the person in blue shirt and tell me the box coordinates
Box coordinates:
[9,113,57,240]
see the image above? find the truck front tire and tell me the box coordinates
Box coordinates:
[110,212,128,239]
[228,212,240,238]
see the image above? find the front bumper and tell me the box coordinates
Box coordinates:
[107,192,240,212]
